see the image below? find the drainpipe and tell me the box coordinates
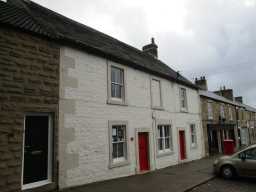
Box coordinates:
[152,111,157,170]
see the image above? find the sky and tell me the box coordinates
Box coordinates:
[33,0,256,107]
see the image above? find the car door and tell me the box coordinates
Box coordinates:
[235,148,256,177]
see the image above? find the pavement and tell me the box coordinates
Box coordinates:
[62,157,216,192]
[190,177,256,192]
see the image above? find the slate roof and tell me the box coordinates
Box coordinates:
[199,90,238,106]
[0,0,198,89]
[199,90,256,112]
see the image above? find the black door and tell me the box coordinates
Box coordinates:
[23,115,51,185]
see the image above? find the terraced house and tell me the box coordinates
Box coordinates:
[195,77,256,157]
[0,0,204,191]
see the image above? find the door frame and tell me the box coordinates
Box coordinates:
[178,129,187,162]
[135,128,151,173]
[21,113,53,190]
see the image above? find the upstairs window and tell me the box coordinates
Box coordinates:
[220,105,225,118]
[229,107,233,120]
[180,88,188,111]
[207,102,213,120]
[111,66,124,99]
[108,64,126,105]
[151,78,162,109]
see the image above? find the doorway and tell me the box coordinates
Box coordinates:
[138,132,150,171]
[22,114,53,189]
[179,130,186,160]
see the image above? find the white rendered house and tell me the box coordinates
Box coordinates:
[58,42,205,188]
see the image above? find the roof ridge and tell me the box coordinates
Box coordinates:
[25,0,181,69]
[0,0,197,89]
[18,0,60,38]
[5,0,57,37]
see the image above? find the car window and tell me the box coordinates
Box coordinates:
[244,148,256,160]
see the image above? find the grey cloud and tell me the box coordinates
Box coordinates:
[33,0,256,106]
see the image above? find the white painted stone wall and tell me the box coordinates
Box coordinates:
[59,47,205,189]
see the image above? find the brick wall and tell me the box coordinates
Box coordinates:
[0,27,59,192]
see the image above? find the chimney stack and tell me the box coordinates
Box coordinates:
[195,76,208,90]
[235,96,243,103]
[214,87,234,101]
[142,38,158,58]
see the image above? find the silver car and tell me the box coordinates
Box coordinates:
[213,144,256,179]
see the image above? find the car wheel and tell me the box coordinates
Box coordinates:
[221,165,235,179]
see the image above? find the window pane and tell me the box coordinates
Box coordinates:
[164,126,170,137]
[180,88,187,108]
[118,69,124,84]
[165,138,170,149]
[113,143,118,159]
[111,83,115,98]
[112,127,117,142]
[190,124,196,144]
[158,138,163,150]
[158,126,163,137]
[117,126,124,141]
[111,66,123,84]
[111,67,116,82]
[117,143,124,158]
[111,84,122,98]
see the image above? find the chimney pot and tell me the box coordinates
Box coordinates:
[142,38,158,58]
[235,96,243,103]
[195,76,208,90]
[151,37,155,44]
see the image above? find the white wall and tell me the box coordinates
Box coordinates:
[59,47,204,189]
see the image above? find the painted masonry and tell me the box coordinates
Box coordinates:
[0,0,256,192]
[59,47,203,189]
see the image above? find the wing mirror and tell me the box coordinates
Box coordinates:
[239,152,246,161]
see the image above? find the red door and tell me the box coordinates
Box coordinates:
[138,132,149,171]
[179,130,186,160]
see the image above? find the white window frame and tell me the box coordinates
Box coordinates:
[108,121,129,168]
[207,102,213,120]
[156,122,173,157]
[150,77,163,110]
[107,62,127,105]
[190,124,197,148]
[180,87,188,112]
[21,113,53,190]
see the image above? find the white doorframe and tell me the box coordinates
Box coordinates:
[21,113,53,190]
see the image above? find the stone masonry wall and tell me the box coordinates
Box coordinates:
[0,27,59,192]
[200,97,237,156]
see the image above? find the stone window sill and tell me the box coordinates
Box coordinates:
[156,150,174,158]
[109,160,130,169]
[107,98,128,106]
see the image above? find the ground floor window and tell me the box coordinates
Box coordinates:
[190,124,197,148]
[157,125,172,154]
[109,121,128,167]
